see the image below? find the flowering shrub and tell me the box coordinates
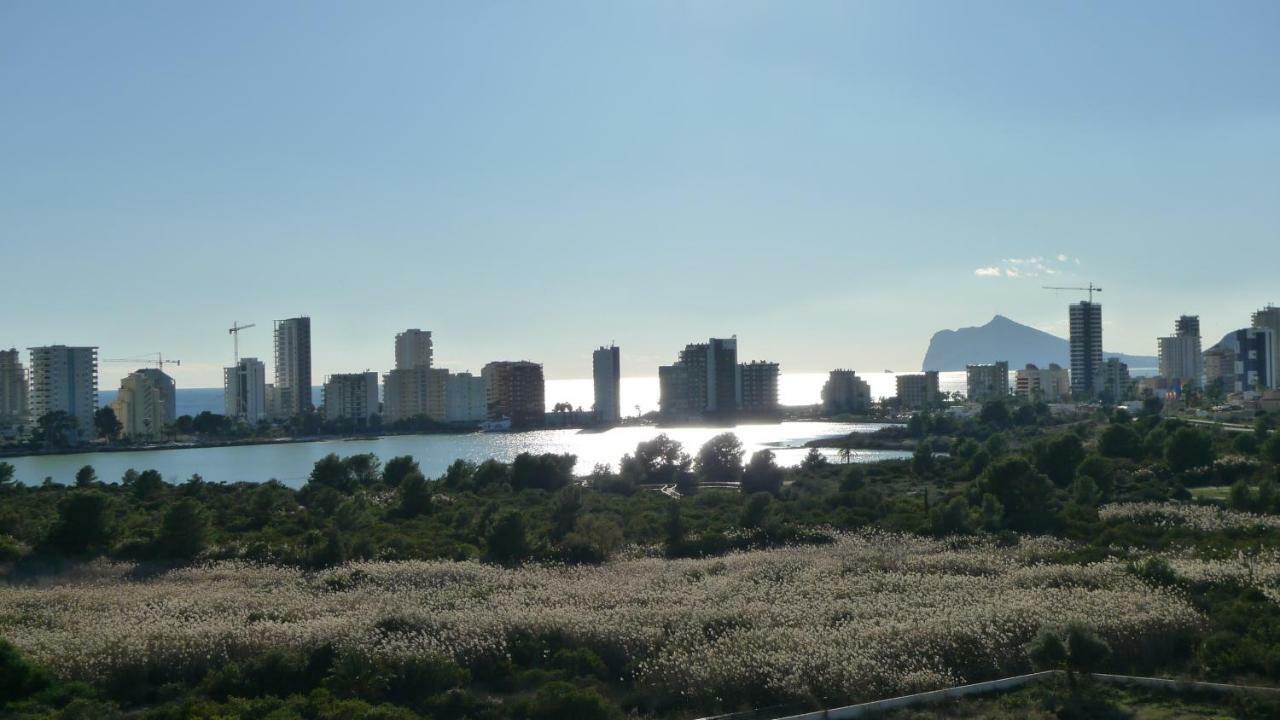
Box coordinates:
[1100,502,1280,532]
[0,532,1202,708]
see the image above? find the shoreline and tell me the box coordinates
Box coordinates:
[0,416,897,461]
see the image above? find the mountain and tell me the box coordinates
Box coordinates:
[921,315,1157,371]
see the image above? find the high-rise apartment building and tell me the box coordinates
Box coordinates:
[1228,327,1277,392]
[273,317,312,418]
[322,372,380,423]
[444,372,488,423]
[1014,363,1071,402]
[895,371,940,409]
[1252,305,1280,381]
[481,361,545,428]
[224,357,267,421]
[28,345,98,443]
[658,338,747,418]
[394,329,433,370]
[592,345,621,425]
[738,361,780,414]
[1157,315,1203,389]
[1069,301,1104,398]
[965,362,1009,402]
[1101,357,1132,401]
[112,368,175,439]
[821,370,871,414]
[0,349,27,426]
[383,367,448,423]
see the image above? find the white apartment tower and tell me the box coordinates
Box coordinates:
[444,372,488,423]
[1069,302,1104,398]
[27,345,98,442]
[112,368,175,439]
[323,372,380,423]
[1157,315,1203,389]
[224,357,267,421]
[0,348,28,425]
[273,317,312,417]
[592,345,621,425]
[395,329,434,370]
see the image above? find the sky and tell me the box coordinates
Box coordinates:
[2,1,1278,388]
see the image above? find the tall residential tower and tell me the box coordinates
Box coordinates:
[1069,301,1103,398]
[592,345,621,425]
[28,345,98,443]
[273,317,312,417]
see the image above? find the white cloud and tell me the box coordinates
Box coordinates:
[1056,253,1068,262]
[979,254,1079,279]
[974,267,1003,277]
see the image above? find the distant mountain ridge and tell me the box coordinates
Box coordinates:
[921,315,1157,372]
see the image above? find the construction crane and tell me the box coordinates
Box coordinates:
[229,321,256,365]
[1042,282,1103,303]
[102,352,181,370]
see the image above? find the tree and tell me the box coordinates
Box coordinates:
[382,455,419,488]
[1263,432,1280,465]
[155,499,208,559]
[307,454,357,493]
[633,434,692,485]
[973,457,1056,533]
[980,401,1011,427]
[344,453,381,487]
[800,447,830,472]
[695,432,744,484]
[742,450,784,495]
[524,681,618,720]
[93,406,122,441]
[398,472,433,517]
[550,485,583,540]
[740,492,772,529]
[486,510,528,564]
[562,515,624,563]
[1034,434,1085,487]
[929,497,971,536]
[74,465,97,488]
[1165,426,1215,473]
[511,453,576,491]
[911,443,935,478]
[1098,423,1140,459]
[1026,628,1067,671]
[46,492,114,554]
[0,462,14,490]
[32,411,79,449]
[133,469,165,499]
[663,501,685,548]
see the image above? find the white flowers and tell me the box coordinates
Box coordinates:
[1100,502,1280,532]
[0,532,1208,706]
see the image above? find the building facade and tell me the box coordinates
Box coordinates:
[658,338,747,419]
[895,371,940,409]
[28,345,98,443]
[1069,301,1104,398]
[965,362,1009,402]
[322,372,380,423]
[383,367,448,424]
[0,348,28,427]
[821,370,871,414]
[394,329,433,370]
[738,361,780,415]
[1231,327,1277,392]
[1203,344,1236,395]
[481,361,545,428]
[592,345,621,425]
[112,368,175,439]
[1252,305,1280,382]
[1014,363,1071,402]
[444,372,487,423]
[1157,315,1203,389]
[273,316,312,418]
[224,357,267,421]
[1101,357,1132,401]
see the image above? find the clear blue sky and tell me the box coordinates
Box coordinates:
[3,1,1278,388]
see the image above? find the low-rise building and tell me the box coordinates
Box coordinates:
[1014,363,1071,402]
[821,370,871,414]
[965,362,1009,402]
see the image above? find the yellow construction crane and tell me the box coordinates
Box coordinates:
[1042,282,1102,303]
[229,321,256,365]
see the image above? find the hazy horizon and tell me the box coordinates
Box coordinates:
[4,1,1277,388]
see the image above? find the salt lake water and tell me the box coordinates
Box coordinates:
[6,421,903,488]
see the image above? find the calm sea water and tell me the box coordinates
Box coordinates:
[6,422,905,488]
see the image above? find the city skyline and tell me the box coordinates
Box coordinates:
[3,2,1278,388]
